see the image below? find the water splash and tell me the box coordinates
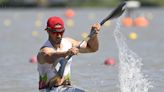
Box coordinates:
[114,19,152,92]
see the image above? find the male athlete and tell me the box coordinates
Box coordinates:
[37,16,101,92]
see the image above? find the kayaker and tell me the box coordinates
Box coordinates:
[37,16,101,92]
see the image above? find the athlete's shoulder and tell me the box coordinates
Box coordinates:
[41,47,55,53]
[37,47,55,64]
[39,46,57,58]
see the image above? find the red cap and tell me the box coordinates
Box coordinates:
[46,16,64,32]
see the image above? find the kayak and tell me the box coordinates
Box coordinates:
[40,85,86,92]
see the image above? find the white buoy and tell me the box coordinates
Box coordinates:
[32,31,39,37]
[35,19,42,27]
[66,19,74,28]
[4,19,12,27]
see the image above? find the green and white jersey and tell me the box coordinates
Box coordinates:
[38,38,72,91]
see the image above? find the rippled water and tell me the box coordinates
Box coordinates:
[0,8,164,92]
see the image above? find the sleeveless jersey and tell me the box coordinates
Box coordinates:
[37,38,72,91]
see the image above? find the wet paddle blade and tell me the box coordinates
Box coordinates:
[100,2,127,25]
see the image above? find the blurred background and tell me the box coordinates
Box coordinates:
[0,0,164,92]
[1,0,164,7]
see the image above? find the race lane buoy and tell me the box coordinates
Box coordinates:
[134,16,149,27]
[35,19,42,28]
[29,56,37,64]
[4,19,12,27]
[32,30,39,37]
[66,19,74,28]
[104,20,110,27]
[128,32,138,40]
[122,17,133,27]
[104,58,116,65]
[65,9,75,19]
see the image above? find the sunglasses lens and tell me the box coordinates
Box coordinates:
[47,28,65,35]
[51,31,64,35]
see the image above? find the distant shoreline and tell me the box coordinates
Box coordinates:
[0,0,164,8]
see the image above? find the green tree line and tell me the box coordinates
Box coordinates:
[0,0,164,7]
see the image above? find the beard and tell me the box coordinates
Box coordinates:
[55,38,62,44]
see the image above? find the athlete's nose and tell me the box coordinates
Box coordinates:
[57,33,62,38]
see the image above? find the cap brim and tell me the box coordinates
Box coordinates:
[45,27,65,32]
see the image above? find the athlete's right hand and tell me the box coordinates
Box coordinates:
[67,47,79,55]
[91,23,101,34]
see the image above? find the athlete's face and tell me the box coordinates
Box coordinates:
[47,30,64,44]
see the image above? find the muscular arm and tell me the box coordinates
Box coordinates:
[37,47,69,64]
[65,34,99,53]
[78,33,99,53]
[85,33,99,52]
[66,23,101,53]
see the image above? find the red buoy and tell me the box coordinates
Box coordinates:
[134,16,149,27]
[122,17,133,27]
[104,58,116,65]
[29,56,37,64]
[65,9,75,19]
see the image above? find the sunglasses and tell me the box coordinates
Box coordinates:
[46,27,65,35]
[50,31,64,36]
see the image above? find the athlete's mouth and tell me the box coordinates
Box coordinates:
[55,38,62,43]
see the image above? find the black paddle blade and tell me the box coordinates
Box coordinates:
[100,2,127,25]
